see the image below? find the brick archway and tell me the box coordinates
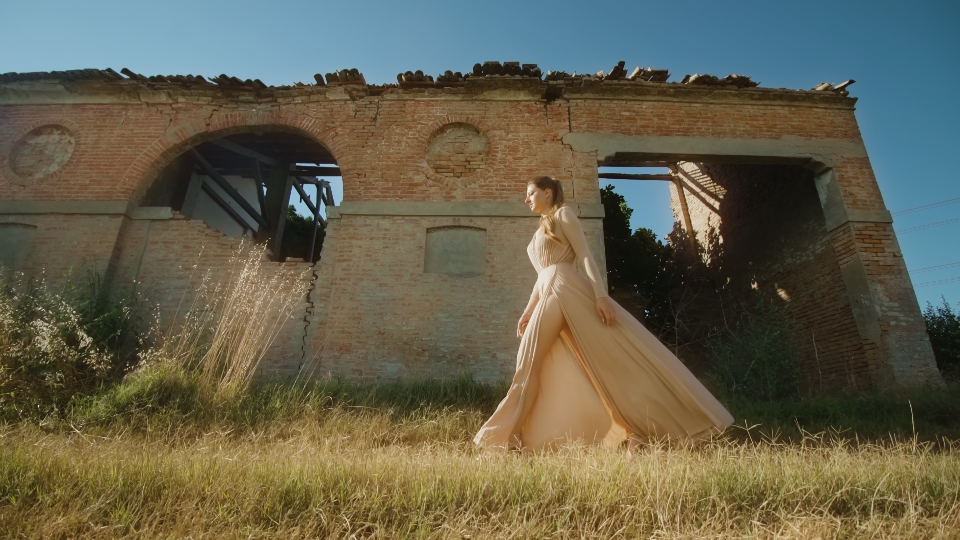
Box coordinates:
[116,110,346,206]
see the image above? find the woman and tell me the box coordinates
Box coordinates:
[474,176,734,452]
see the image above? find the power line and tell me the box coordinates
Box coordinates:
[915,276,960,288]
[892,197,960,216]
[910,261,960,274]
[896,217,960,234]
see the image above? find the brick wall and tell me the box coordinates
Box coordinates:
[110,214,314,378]
[0,75,940,389]
[0,213,123,283]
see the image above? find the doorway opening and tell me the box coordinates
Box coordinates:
[598,157,870,391]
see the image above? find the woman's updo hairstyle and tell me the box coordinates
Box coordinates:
[529,176,565,244]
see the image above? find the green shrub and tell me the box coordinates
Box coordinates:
[0,271,139,419]
[703,302,802,402]
[923,297,960,379]
[279,205,324,262]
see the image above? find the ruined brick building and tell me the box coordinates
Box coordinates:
[0,62,945,390]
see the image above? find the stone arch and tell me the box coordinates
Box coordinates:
[116,110,346,206]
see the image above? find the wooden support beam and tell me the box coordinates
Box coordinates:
[608,161,676,168]
[290,175,326,263]
[200,180,255,233]
[598,173,675,181]
[319,181,334,207]
[273,175,293,258]
[190,148,270,229]
[253,159,269,229]
[292,166,342,176]
[673,178,699,254]
[207,139,281,167]
[291,177,320,217]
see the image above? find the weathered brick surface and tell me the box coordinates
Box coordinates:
[111,215,314,377]
[0,75,940,389]
[672,162,940,389]
[0,213,122,281]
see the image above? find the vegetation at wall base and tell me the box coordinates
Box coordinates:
[3,238,960,537]
[0,270,139,421]
[3,371,960,538]
[702,301,803,402]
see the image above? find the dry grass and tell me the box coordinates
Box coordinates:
[2,245,959,538]
[141,243,310,404]
[1,380,959,539]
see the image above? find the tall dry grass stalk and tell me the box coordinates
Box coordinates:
[141,244,310,402]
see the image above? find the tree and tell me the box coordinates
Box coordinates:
[278,205,325,262]
[923,297,960,379]
[599,185,679,330]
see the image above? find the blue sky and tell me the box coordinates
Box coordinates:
[3,0,958,309]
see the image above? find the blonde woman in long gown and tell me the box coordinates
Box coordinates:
[474,176,734,452]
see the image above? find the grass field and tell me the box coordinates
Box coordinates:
[2,369,959,539]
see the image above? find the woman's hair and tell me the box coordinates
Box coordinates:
[528,176,565,244]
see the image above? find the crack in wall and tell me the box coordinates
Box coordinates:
[298,266,319,375]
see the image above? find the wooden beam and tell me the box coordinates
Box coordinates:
[291,177,319,217]
[253,159,270,230]
[598,173,675,181]
[200,180,255,233]
[673,178,699,254]
[292,166,341,176]
[190,148,270,229]
[207,139,281,167]
[601,160,675,168]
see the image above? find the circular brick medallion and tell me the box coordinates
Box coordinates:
[9,125,76,182]
[424,123,490,184]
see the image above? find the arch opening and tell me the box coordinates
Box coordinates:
[140,130,340,262]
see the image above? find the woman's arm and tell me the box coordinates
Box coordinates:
[556,206,608,299]
[557,206,617,325]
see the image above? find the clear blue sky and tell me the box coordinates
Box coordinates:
[3,0,958,309]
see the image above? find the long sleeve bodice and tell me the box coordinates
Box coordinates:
[527,206,608,299]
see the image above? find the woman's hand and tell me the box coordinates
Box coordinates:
[596,297,616,326]
[517,311,532,338]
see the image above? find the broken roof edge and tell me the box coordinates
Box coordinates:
[0,67,857,108]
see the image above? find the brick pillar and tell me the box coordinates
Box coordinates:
[816,162,945,389]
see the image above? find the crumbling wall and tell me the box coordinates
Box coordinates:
[111,214,314,378]
[0,213,123,283]
[0,69,940,389]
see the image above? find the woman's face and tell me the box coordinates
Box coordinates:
[525,184,553,214]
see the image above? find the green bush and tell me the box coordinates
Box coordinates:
[923,297,960,379]
[0,271,139,419]
[703,302,802,402]
[279,205,325,262]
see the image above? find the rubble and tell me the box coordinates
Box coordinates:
[811,79,856,96]
[325,68,365,86]
[0,64,851,97]
[470,61,542,78]
[680,73,759,88]
[397,70,435,88]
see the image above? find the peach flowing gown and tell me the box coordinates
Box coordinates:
[474,206,734,451]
